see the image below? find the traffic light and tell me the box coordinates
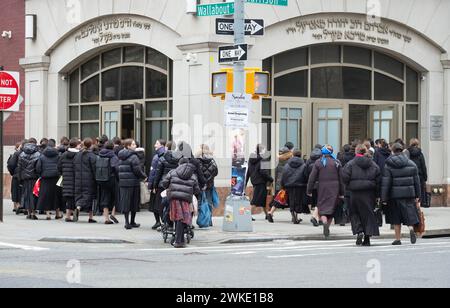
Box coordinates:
[212,69,233,98]
[246,70,270,98]
[211,68,270,99]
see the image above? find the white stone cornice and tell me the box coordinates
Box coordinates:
[19,56,51,71]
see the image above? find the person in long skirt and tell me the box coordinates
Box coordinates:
[7,141,24,214]
[17,138,41,220]
[118,139,147,230]
[245,144,274,220]
[381,143,421,245]
[161,157,200,248]
[307,145,345,239]
[58,138,81,222]
[278,150,308,224]
[342,145,381,246]
[305,145,323,226]
[97,141,120,224]
[147,139,167,229]
[36,139,62,220]
[407,138,428,207]
[73,138,98,223]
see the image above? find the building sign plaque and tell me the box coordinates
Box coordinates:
[430,116,444,141]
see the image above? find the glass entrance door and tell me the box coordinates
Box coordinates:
[276,102,310,153]
[313,103,348,152]
[370,105,398,143]
[101,103,143,140]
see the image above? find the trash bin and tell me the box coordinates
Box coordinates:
[222,195,253,232]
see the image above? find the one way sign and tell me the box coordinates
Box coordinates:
[216,19,264,36]
[219,44,248,63]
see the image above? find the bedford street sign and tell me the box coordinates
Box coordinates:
[216,18,264,36]
[219,44,248,63]
[197,2,234,17]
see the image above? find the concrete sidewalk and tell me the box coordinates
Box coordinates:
[1,199,449,246]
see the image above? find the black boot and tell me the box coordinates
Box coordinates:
[362,236,371,246]
[124,212,131,230]
[356,233,364,246]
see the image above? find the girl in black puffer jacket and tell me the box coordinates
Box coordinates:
[280,150,309,224]
[17,139,41,219]
[118,139,147,230]
[58,138,80,222]
[342,145,381,246]
[161,158,200,248]
[408,138,428,207]
[73,138,98,223]
[381,143,421,246]
[36,140,61,220]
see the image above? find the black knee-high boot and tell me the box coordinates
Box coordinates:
[131,212,140,228]
[124,212,131,229]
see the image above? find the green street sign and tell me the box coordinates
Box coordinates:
[246,0,288,6]
[197,2,235,17]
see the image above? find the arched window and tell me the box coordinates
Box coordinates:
[68,46,173,147]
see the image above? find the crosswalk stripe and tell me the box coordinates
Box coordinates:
[0,242,50,252]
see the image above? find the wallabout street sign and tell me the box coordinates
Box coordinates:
[219,44,248,63]
[197,2,235,17]
[246,0,288,6]
[0,71,20,111]
[216,18,264,36]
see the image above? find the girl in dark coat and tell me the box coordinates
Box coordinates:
[17,139,41,220]
[58,138,80,222]
[279,150,309,224]
[408,138,428,207]
[374,139,391,172]
[307,145,345,239]
[73,138,98,223]
[342,145,381,246]
[36,140,62,220]
[305,145,323,226]
[195,144,219,227]
[161,158,200,248]
[245,144,274,220]
[118,139,147,230]
[381,143,421,245]
[266,147,293,223]
[97,141,120,224]
[147,139,167,227]
[7,141,24,214]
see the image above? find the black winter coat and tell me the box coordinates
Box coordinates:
[153,150,182,190]
[118,149,147,187]
[98,148,120,178]
[36,147,60,179]
[74,150,97,204]
[305,148,322,190]
[196,155,218,190]
[58,149,79,198]
[408,146,428,183]
[374,147,391,171]
[281,157,307,188]
[135,148,146,174]
[17,144,41,182]
[342,156,381,193]
[338,151,355,167]
[7,150,21,178]
[245,155,274,187]
[161,160,200,203]
[381,154,421,202]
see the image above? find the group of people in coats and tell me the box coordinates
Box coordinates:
[245,137,427,246]
[8,136,218,249]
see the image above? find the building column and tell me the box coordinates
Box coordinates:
[19,56,50,141]
[442,55,450,206]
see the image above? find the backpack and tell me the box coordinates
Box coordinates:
[7,154,16,176]
[95,156,111,183]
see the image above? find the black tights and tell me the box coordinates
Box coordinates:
[124,212,137,226]
[154,212,160,223]
[175,221,186,244]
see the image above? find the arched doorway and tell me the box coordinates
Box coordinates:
[68,45,173,165]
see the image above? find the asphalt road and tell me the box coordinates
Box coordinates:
[1,236,449,288]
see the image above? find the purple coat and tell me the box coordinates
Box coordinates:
[307,157,345,216]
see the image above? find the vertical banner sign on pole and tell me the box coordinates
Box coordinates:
[0,71,21,222]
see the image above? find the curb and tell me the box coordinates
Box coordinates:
[220,229,450,244]
[39,237,134,244]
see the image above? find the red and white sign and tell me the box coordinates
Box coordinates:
[0,71,20,111]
